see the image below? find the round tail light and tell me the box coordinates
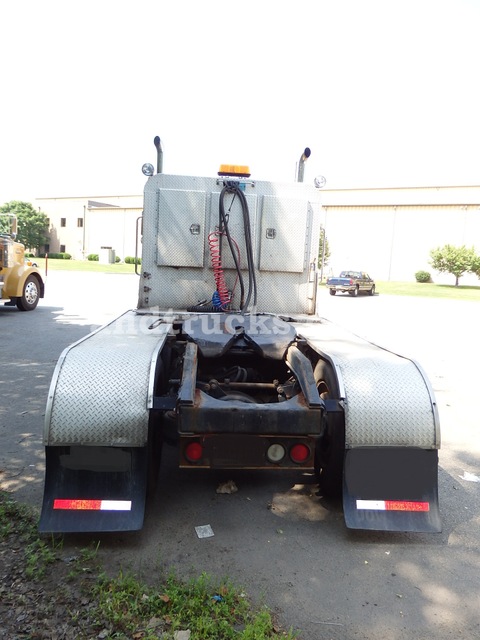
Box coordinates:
[267,443,286,463]
[185,442,203,462]
[290,443,310,464]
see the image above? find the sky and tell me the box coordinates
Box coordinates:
[1,0,479,205]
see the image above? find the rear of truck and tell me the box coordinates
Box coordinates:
[39,142,440,535]
[326,271,375,296]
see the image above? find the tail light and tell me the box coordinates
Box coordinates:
[266,443,286,463]
[290,443,310,464]
[185,441,203,462]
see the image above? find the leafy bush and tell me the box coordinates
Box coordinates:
[415,270,431,283]
[115,255,121,263]
[44,252,72,260]
[125,256,141,265]
[87,254,99,261]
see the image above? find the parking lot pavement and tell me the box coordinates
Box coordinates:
[40,269,140,325]
[1,278,480,640]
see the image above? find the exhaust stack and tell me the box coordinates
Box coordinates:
[296,147,311,182]
[154,136,163,174]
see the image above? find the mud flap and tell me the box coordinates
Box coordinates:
[39,446,148,533]
[343,447,441,533]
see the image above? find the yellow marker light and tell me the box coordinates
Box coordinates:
[218,164,251,177]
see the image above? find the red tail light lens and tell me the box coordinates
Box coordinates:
[290,443,310,463]
[185,442,203,462]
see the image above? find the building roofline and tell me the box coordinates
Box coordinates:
[36,194,142,201]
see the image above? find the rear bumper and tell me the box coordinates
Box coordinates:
[179,433,318,470]
[328,285,355,291]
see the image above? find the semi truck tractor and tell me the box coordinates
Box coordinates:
[39,138,441,534]
[0,214,44,311]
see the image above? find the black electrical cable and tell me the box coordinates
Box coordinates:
[236,185,257,310]
[218,181,257,313]
[219,185,245,309]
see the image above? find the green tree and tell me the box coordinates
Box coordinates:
[318,228,331,275]
[0,214,13,235]
[0,201,49,252]
[429,244,477,286]
[470,253,480,280]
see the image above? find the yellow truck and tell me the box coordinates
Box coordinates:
[0,214,44,311]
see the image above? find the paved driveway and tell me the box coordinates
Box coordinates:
[1,274,479,640]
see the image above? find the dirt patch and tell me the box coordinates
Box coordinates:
[0,497,102,640]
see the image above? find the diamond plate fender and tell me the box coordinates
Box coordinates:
[295,319,441,532]
[44,311,172,446]
[294,319,440,449]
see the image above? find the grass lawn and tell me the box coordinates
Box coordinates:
[319,279,480,301]
[320,279,480,301]
[34,257,138,275]
[35,258,480,301]
[374,280,480,301]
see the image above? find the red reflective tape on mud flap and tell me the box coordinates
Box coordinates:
[53,499,132,511]
[356,499,430,512]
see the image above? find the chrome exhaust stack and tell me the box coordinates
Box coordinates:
[154,135,163,174]
[296,147,311,182]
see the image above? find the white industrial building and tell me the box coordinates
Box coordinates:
[36,183,480,284]
[321,185,480,283]
[36,194,143,264]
